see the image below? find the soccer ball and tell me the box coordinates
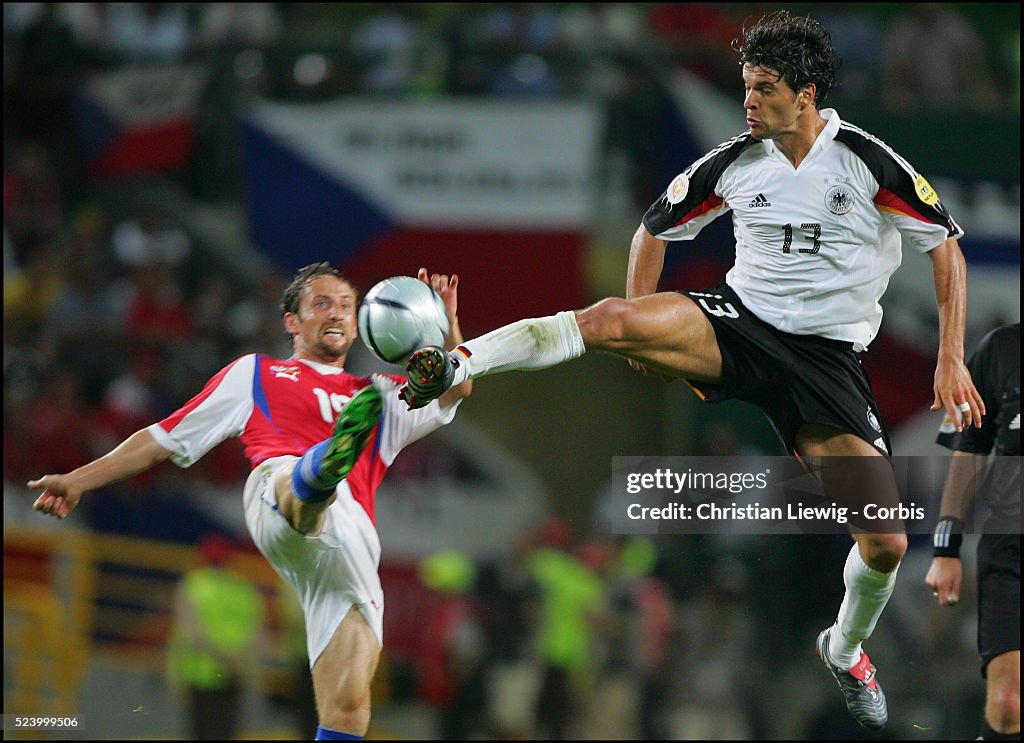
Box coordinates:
[358,276,450,363]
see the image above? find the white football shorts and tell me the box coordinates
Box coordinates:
[243,455,384,667]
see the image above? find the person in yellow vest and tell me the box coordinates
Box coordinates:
[167,532,265,740]
[526,522,605,740]
[416,550,485,740]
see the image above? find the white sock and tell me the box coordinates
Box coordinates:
[828,544,898,668]
[449,311,585,385]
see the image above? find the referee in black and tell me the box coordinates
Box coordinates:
[927,322,1020,740]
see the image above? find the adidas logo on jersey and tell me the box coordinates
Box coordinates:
[1011,413,1020,431]
[749,193,771,208]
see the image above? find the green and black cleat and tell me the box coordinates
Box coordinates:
[319,385,383,481]
[400,346,455,409]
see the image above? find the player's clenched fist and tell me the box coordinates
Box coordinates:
[28,474,81,519]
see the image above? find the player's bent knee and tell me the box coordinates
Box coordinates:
[577,298,633,347]
[274,467,331,535]
[320,697,372,736]
[860,533,907,571]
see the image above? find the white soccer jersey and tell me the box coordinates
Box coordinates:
[643,109,963,350]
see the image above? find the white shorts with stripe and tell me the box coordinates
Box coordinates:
[243,455,384,667]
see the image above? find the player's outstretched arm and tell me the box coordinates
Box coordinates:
[28,428,174,519]
[416,266,472,405]
[928,237,985,430]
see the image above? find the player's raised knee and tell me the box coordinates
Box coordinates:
[576,297,638,347]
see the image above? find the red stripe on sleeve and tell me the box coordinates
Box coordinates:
[673,193,725,228]
[873,187,932,223]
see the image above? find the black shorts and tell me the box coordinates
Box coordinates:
[977,533,1020,677]
[684,283,891,456]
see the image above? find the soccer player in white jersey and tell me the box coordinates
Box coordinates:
[29,263,472,740]
[399,10,985,731]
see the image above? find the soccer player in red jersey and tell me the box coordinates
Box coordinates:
[29,263,472,740]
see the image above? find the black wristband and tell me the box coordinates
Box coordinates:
[932,516,964,558]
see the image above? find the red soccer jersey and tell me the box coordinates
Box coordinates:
[148,354,459,523]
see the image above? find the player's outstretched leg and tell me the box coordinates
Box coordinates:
[291,385,383,501]
[399,311,586,409]
[816,626,888,730]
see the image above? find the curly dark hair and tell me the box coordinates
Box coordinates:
[279,262,353,317]
[733,10,837,107]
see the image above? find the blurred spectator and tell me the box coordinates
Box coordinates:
[489,53,562,98]
[277,3,351,52]
[123,261,194,345]
[167,532,265,740]
[670,555,757,738]
[816,5,884,103]
[3,277,54,410]
[3,244,65,335]
[3,143,63,265]
[609,537,675,740]
[476,539,543,739]
[224,263,293,358]
[111,205,192,269]
[104,3,193,63]
[45,255,128,404]
[95,345,169,451]
[192,272,234,332]
[58,3,111,64]
[604,66,675,214]
[4,3,83,167]
[570,536,632,739]
[197,3,282,50]
[526,519,605,739]
[64,203,115,268]
[416,550,486,740]
[25,370,95,478]
[560,4,646,55]
[350,7,421,95]
[270,4,352,102]
[648,3,739,88]
[3,389,37,483]
[474,4,565,97]
[407,42,449,100]
[882,3,998,112]
[270,587,318,738]
[183,272,236,378]
[473,4,523,51]
[518,4,565,53]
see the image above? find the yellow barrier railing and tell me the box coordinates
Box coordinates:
[3,527,304,718]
